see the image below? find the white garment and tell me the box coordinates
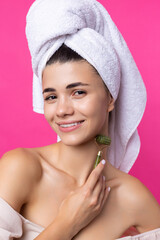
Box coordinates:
[0,197,44,240]
[25,0,147,173]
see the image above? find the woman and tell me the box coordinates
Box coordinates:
[0,0,160,239]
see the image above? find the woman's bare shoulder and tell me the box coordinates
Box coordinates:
[114,172,160,232]
[0,147,42,211]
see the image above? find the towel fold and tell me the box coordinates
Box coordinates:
[0,197,44,239]
[0,197,23,239]
[26,0,147,172]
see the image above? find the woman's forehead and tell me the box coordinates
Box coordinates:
[42,61,104,87]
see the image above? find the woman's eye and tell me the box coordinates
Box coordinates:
[45,95,56,101]
[74,90,86,96]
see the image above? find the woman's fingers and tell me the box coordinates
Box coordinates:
[85,160,106,191]
[92,174,108,208]
[97,175,106,206]
[100,185,111,210]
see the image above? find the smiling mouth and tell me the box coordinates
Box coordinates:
[59,120,85,128]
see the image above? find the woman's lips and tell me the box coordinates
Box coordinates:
[58,120,85,132]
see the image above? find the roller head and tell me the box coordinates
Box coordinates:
[95,135,111,146]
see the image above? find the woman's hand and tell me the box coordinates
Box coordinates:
[56,160,110,238]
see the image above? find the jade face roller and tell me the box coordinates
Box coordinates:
[94,135,111,168]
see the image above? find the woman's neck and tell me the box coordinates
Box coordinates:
[56,140,108,186]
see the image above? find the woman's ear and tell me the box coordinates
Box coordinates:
[107,94,115,112]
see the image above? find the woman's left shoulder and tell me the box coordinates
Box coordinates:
[118,173,160,232]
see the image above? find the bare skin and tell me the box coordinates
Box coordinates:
[0,146,160,240]
[0,61,160,239]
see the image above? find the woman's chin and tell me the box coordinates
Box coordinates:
[59,134,96,147]
[60,137,85,146]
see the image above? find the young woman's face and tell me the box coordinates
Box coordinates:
[42,61,113,146]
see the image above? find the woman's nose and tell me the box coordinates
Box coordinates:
[56,97,74,117]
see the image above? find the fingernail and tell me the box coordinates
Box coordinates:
[107,187,111,192]
[101,159,106,165]
[103,175,105,181]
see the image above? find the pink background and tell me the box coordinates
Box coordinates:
[0,1,160,203]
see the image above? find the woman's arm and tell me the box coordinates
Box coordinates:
[119,175,160,233]
[132,178,160,232]
[34,216,73,240]
[0,148,41,212]
[0,148,42,239]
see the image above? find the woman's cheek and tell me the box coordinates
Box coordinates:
[44,104,54,122]
[76,97,96,114]
[82,96,105,117]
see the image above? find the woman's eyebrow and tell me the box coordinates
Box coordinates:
[42,82,89,94]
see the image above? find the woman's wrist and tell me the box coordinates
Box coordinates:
[54,215,76,240]
[34,216,75,240]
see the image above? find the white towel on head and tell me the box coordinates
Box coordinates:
[26,0,147,173]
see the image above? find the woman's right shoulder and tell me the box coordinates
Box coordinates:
[0,148,42,211]
[0,148,42,180]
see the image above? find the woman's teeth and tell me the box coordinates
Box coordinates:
[60,121,83,128]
